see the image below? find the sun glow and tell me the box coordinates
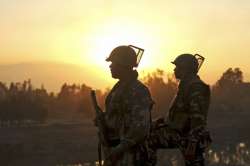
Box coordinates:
[83,20,160,71]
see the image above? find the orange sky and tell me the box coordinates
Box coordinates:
[0,0,250,90]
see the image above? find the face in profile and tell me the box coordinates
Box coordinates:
[174,65,184,80]
[109,62,124,79]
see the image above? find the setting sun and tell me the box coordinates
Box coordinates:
[83,19,163,71]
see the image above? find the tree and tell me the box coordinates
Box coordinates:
[212,67,250,112]
[215,68,243,89]
[142,69,178,118]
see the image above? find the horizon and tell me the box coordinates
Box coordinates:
[0,61,249,93]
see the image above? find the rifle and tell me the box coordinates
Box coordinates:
[90,90,108,166]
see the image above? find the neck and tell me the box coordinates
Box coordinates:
[119,70,138,83]
[180,73,197,83]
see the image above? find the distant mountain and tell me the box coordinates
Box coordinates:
[0,62,111,92]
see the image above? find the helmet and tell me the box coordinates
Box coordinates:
[106,45,137,67]
[172,54,199,72]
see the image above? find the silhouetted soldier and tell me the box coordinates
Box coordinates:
[95,45,154,166]
[149,54,212,166]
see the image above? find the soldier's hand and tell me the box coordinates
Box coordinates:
[152,117,164,129]
[156,117,164,124]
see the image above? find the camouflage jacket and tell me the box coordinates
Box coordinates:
[144,75,210,166]
[166,75,210,136]
[103,71,153,165]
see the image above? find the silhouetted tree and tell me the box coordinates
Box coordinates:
[0,80,50,125]
[212,67,250,112]
[142,69,178,118]
[1,68,250,125]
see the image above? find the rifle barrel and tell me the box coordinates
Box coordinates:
[90,90,99,114]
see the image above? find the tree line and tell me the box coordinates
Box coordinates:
[0,67,249,125]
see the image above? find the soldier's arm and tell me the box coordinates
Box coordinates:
[188,84,210,132]
[113,87,152,153]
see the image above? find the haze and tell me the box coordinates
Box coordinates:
[0,0,250,91]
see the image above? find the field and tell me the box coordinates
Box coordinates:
[0,120,98,166]
[0,111,250,166]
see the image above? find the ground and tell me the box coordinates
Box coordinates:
[0,111,250,166]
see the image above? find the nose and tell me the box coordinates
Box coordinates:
[109,63,113,69]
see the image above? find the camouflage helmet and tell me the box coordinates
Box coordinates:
[171,54,199,72]
[106,45,137,67]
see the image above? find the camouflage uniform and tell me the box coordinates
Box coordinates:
[103,70,154,166]
[149,75,211,166]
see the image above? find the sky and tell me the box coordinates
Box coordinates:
[0,0,250,90]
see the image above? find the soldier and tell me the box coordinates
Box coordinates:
[148,54,211,166]
[96,45,154,166]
